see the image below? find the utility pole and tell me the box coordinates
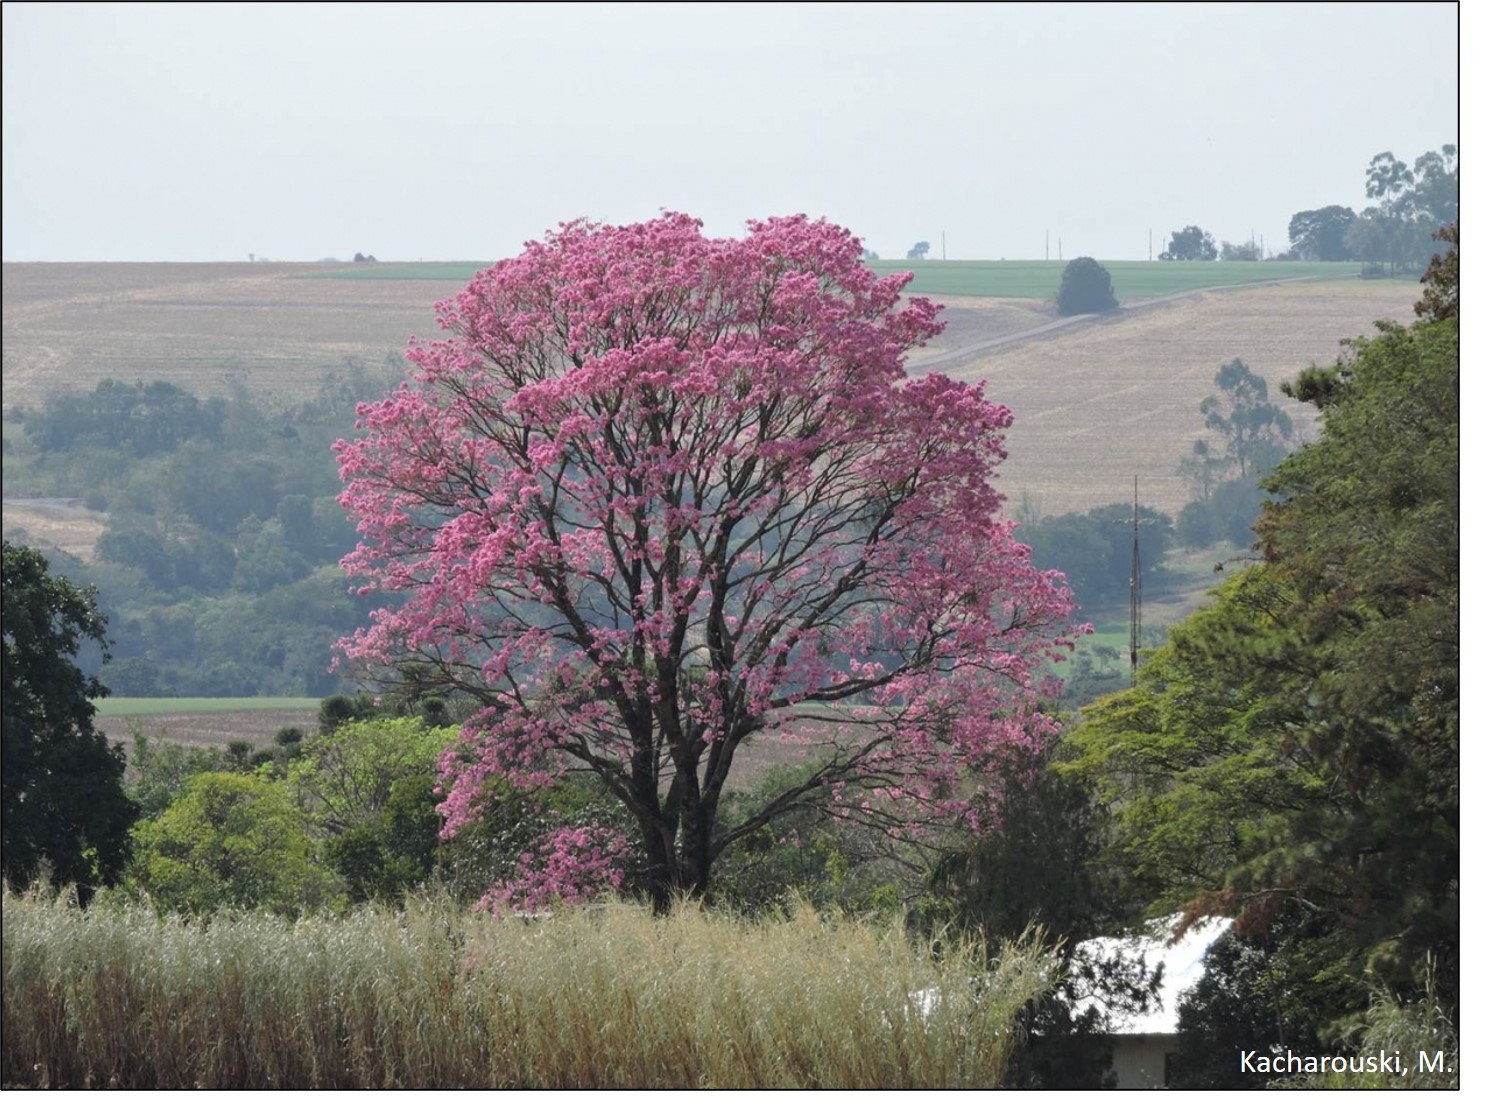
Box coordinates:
[1045,230,1049,261]
[1129,476,1142,685]
[941,230,946,261]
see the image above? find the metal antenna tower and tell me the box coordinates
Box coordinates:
[1129,476,1142,685]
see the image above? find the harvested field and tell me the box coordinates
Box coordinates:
[2,263,1421,523]
[96,707,318,753]
[940,279,1421,517]
[2,262,464,413]
[0,498,106,562]
[904,295,1057,365]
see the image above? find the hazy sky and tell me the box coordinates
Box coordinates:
[2,2,1461,262]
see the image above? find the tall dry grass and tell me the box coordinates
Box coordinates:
[2,886,1052,1088]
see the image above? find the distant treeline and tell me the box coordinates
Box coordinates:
[0,354,1274,698]
[2,362,402,696]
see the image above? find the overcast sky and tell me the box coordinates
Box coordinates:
[2,2,1461,262]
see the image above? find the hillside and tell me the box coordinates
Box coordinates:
[2,262,1419,522]
[931,279,1420,516]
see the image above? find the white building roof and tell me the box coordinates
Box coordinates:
[1073,915,1233,1035]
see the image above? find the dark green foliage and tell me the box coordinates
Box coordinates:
[1159,225,1217,261]
[23,380,224,457]
[1175,473,1264,549]
[709,764,908,916]
[2,363,396,697]
[1416,221,1458,322]
[932,752,1157,1089]
[1286,205,1356,261]
[285,718,454,903]
[1019,504,1172,611]
[1170,915,1354,1089]
[1054,257,1118,316]
[325,775,441,903]
[1070,246,1458,1028]
[97,525,236,595]
[2,542,137,895]
[318,693,380,734]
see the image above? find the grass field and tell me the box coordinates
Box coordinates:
[94,697,321,718]
[310,258,1383,300]
[4,890,1049,1089]
[867,259,1381,300]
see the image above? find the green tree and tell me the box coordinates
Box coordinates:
[1415,221,1458,322]
[1159,225,1216,261]
[127,729,225,817]
[1054,256,1118,315]
[129,771,339,916]
[283,718,458,902]
[1355,146,1457,273]
[1070,257,1458,1019]
[1197,358,1292,480]
[2,541,137,895]
[1408,145,1458,227]
[1286,205,1356,261]
[1170,914,1351,1088]
[932,751,1159,1088]
[1020,504,1172,611]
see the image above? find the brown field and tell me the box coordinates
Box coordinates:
[939,280,1420,516]
[2,263,1419,525]
[96,709,317,753]
[2,262,464,413]
[0,499,106,562]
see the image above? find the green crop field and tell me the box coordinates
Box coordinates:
[305,262,489,282]
[95,697,321,718]
[866,259,1385,299]
[313,258,1390,300]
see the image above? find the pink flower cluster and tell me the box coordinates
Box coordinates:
[476,825,632,914]
[336,212,1086,894]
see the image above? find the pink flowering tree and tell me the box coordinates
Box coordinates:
[337,213,1081,910]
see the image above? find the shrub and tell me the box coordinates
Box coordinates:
[1055,257,1118,315]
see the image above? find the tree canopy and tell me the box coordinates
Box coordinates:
[1346,145,1457,272]
[1286,205,1356,261]
[1068,231,1458,1015]
[1159,225,1217,261]
[2,541,137,894]
[1054,257,1117,316]
[336,213,1079,908]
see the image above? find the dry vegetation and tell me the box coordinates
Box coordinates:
[2,262,464,413]
[3,888,1050,1089]
[940,280,1420,517]
[0,498,106,562]
[95,709,318,753]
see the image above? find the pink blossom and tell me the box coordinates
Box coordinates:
[336,212,1084,904]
